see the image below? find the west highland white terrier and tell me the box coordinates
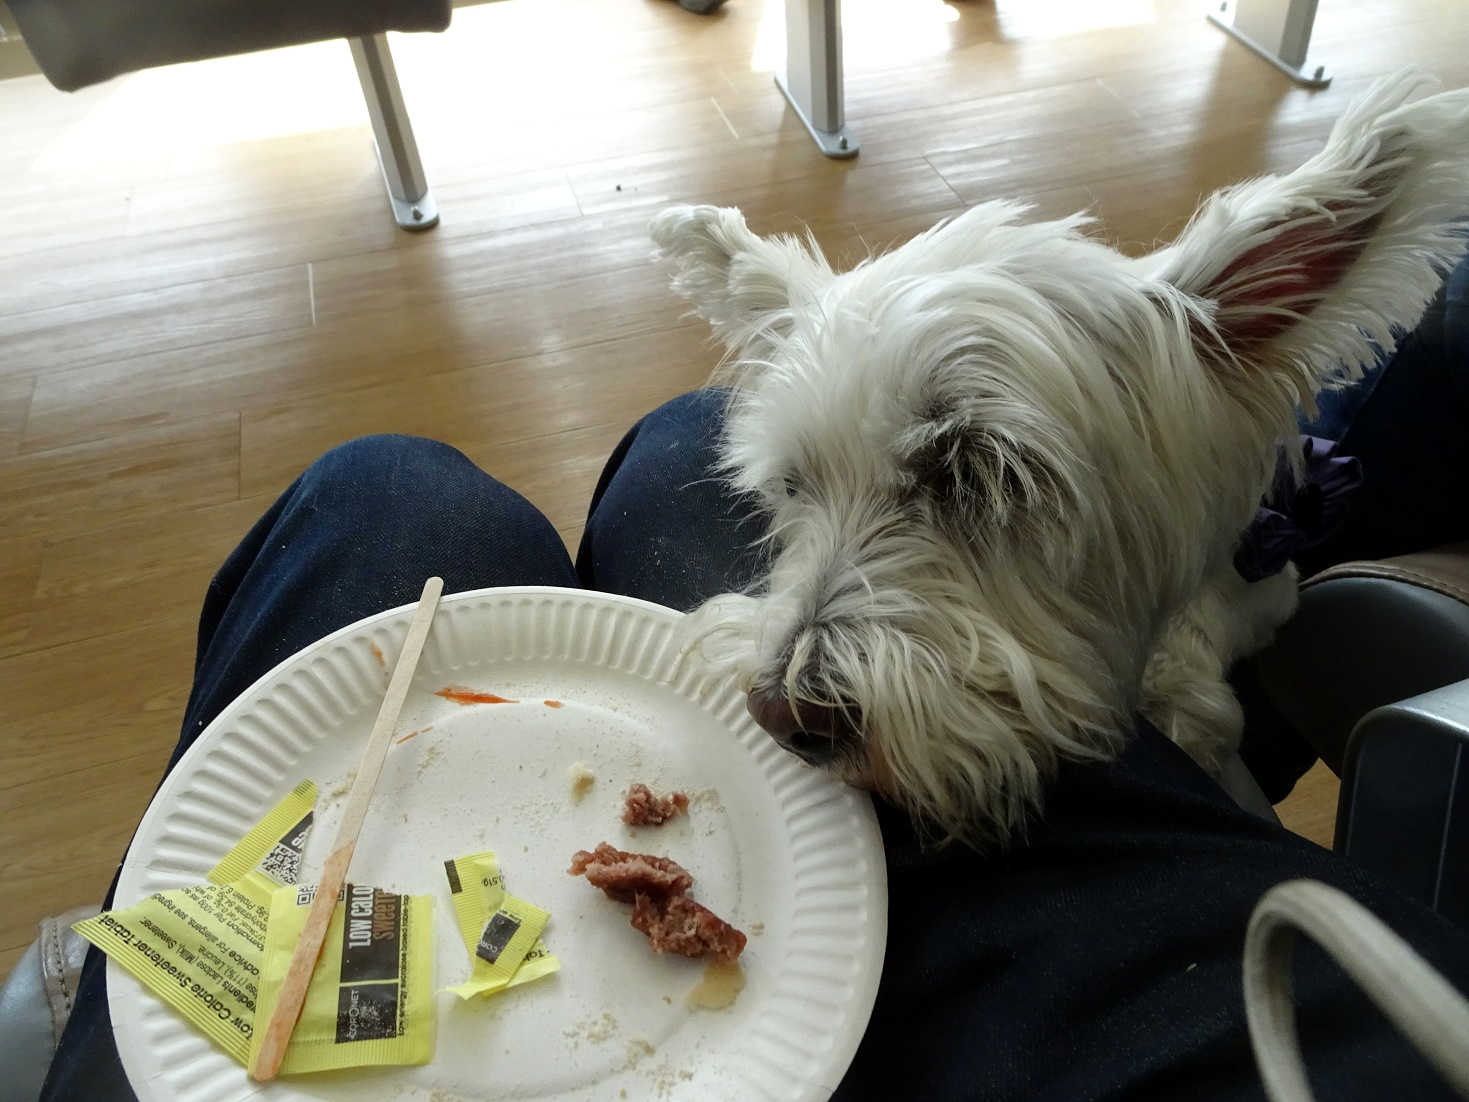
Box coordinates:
[653,72,1469,847]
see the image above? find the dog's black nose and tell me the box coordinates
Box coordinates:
[746,687,856,765]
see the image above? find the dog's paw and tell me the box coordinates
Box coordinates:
[1142,567,1300,774]
[1142,664,1244,776]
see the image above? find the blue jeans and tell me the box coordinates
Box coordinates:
[43,374,1469,1099]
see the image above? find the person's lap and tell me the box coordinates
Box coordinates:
[44,334,1469,1099]
[43,435,586,1099]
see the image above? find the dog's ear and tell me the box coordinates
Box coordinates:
[1150,71,1468,403]
[650,205,831,354]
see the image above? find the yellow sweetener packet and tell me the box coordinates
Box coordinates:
[251,883,435,1075]
[443,851,558,998]
[75,883,265,1064]
[445,894,549,1000]
[208,778,317,907]
[73,782,321,1065]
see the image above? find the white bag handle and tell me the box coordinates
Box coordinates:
[1244,879,1469,1101]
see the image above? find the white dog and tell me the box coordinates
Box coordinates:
[653,72,1469,848]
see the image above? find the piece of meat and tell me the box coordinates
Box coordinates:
[570,842,746,963]
[567,842,693,903]
[630,892,747,964]
[621,783,690,826]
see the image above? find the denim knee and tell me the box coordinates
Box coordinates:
[643,389,728,434]
[301,434,480,497]
[284,433,575,590]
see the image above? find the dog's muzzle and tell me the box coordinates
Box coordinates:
[745,687,858,766]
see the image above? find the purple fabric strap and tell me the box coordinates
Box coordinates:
[1234,436,1364,583]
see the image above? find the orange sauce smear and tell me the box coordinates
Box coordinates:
[436,687,517,705]
[395,724,433,745]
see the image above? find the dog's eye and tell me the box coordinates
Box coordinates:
[778,473,800,498]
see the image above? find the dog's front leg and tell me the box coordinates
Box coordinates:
[1142,567,1299,776]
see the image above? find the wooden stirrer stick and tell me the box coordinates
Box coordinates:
[250,575,444,1081]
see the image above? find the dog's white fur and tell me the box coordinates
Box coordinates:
[652,72,1469,847]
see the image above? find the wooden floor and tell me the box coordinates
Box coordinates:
[2,0,1465,975]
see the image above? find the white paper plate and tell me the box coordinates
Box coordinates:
[110,586,887,1102]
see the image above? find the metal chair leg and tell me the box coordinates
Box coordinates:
[1207,0,1332,88]
[349,33,439,231]
[776,0,858,159]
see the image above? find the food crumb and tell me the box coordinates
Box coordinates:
[568,761,596,803]
[625,1038,656,1068]
[689,787,724,814]
[749,921,765,936]
[646,1059,695,1095]
[622,782,689,826]
[327,769,357,800]
[545,699,564,708]
[662,994,672,1004]
[416,741,444,777]
[562,1011,619,1043]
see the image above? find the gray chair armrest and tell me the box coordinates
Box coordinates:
[1252,542,1469,773]
[1337,678,1469,926]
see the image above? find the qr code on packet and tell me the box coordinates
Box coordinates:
[259,841,304,886]
[294,884,347,906]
